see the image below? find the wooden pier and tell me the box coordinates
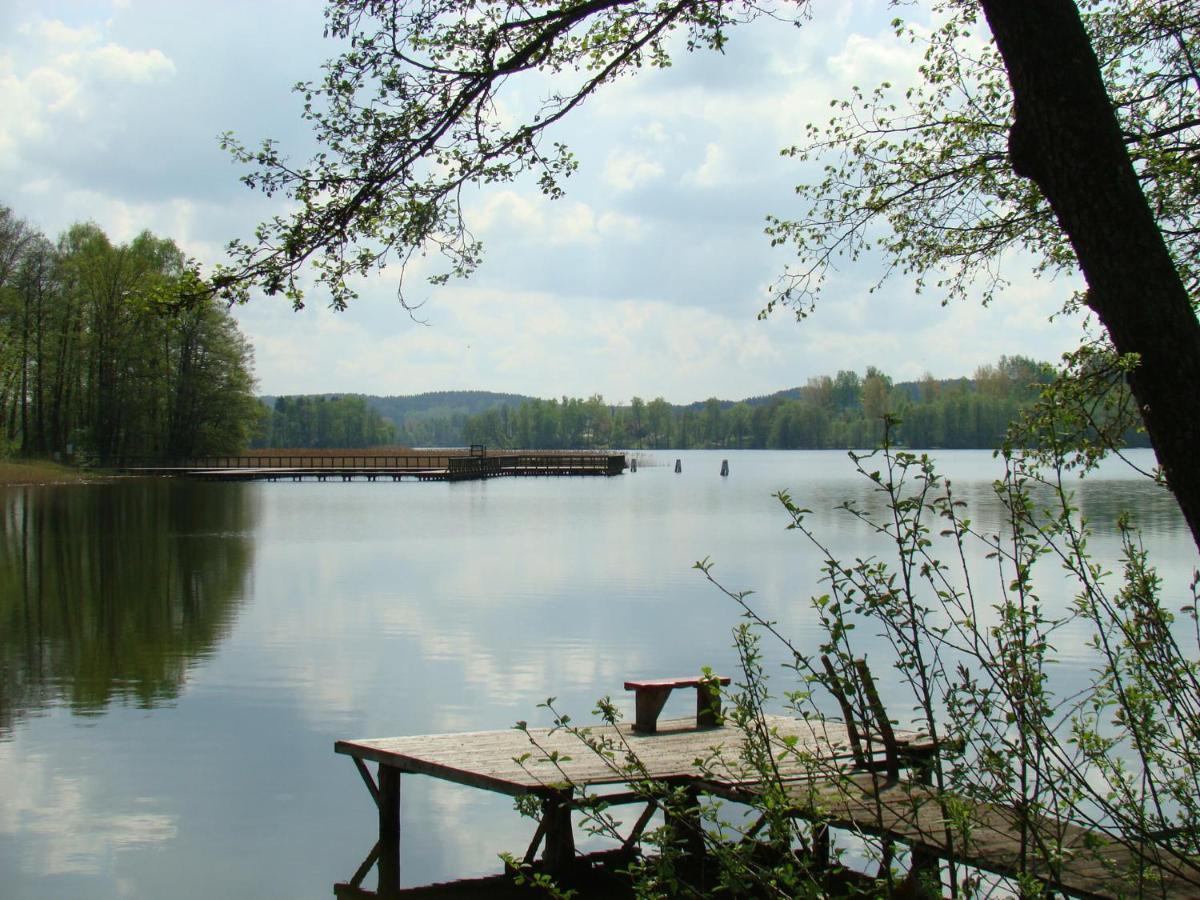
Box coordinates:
[115,451,626,482]
[335,674,1200,898]
[749,774,1198,899]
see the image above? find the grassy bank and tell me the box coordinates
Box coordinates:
[0,459,109,486]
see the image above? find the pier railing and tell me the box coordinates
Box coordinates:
[113,451,627,478]
[117,454,454,470]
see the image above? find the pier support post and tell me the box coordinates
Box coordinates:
[378,765,401,838]
[675,459,681,473]
[664,785,706,888]
[720,459,729,477]
[378,836,401,895]
[541,790,576,874]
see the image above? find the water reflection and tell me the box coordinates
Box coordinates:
[0,480,258,736]
[335,836,637,898]
[0,451,1192,897]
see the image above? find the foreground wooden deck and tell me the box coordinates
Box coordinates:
[336,714,924,799]
[336,710,1199,898]
[708,772,1200,899]
[335,713,934,894]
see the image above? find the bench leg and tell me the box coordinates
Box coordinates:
[696,681,723,727]
[634,687,673,733]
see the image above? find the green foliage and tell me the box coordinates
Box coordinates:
[767,0,1198,318]
[218,0,795,309]
[254,394,396,448]
[455,356,1127,451]
[0,204,261,461]
[364,390,532,446]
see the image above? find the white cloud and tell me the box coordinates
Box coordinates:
[828,31,920,86]
[17,18,101,48]
[470,188,648,249]
[603,148,665,191]
[685,143,737,187]
[1,1,1089,402]
[0,15,175,185]
[87,42,175,82]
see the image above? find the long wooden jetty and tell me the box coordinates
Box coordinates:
[115,451,626,482]
[334,673,1200,898]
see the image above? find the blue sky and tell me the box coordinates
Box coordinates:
[0,0,1088,402]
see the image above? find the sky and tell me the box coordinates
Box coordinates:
[0,0,1089,404]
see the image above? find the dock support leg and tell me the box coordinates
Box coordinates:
[541,790,576,875]
[812,822,830,869]
[908,847,942,899]
[379,765,401,839]
[665,786,706,888]
[378,835,401,895]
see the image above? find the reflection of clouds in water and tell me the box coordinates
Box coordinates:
[424,780,524,859]
[0,745,176,877]
[411,773,635,875]
[235,453,1193,746]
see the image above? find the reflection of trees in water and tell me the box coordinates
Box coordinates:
[0,480,258,736]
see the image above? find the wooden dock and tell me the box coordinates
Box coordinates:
[705,772,1200,899]
[336,709,1199,898]
[335,713,935,894]
[115,452,626,482]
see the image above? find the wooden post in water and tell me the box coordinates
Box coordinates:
[675,459,682,473]
[541,790,576,874]
[378,837,400,895]
[720,459,729,477]
[631,457,637,472]
[379,765,400,838]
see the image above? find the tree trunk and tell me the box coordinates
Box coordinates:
[980,0,1200,551]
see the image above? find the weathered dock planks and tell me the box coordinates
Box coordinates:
[707,772,1200,899]
[335,715,933,800]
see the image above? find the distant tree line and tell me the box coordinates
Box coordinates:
[364,390,529,447]
[0,205,261,462]
[252,395,396,448]
[460,356,1151,451]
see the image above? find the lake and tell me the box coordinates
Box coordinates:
[1,449,1194,898]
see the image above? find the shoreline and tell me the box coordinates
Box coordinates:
[0,460,116,486]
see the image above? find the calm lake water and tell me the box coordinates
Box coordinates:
[1,449,1194,898]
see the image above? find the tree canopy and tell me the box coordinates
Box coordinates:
[456,357,1100,451]
[0,206,262,462]
[221,0,1200,548]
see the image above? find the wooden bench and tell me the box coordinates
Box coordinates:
[624,675,731,733]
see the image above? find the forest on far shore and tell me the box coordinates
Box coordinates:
[254,355,1150,452]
